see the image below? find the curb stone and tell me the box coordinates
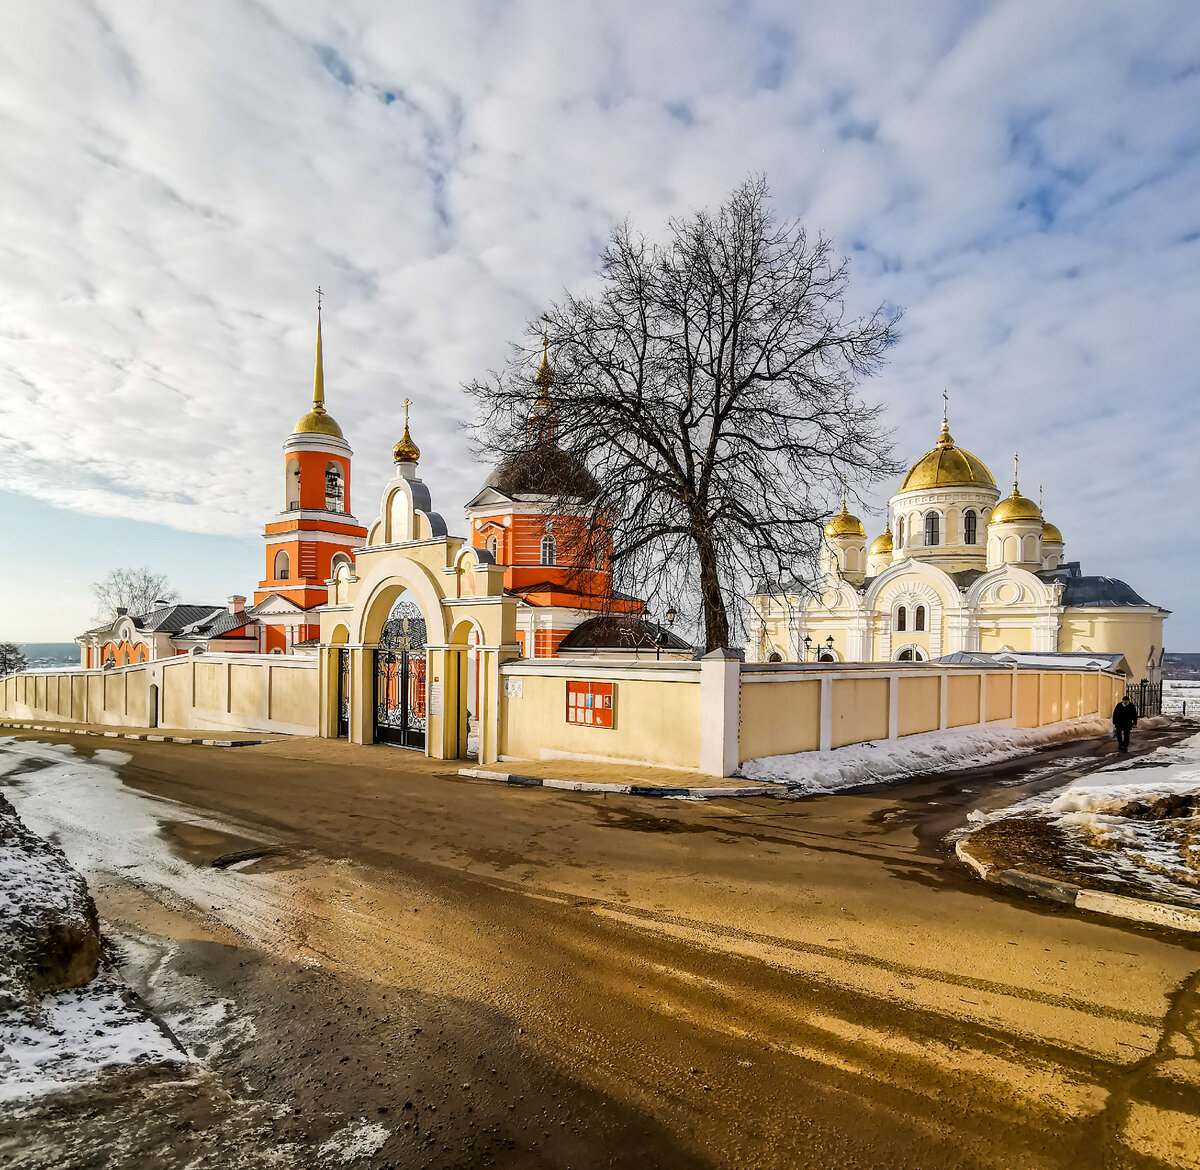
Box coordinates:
[955,837,1200,933]
[0,720,262,748]
[457,766,783,800]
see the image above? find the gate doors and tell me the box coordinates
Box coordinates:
[374,596,428,750]
[374,648,427,749]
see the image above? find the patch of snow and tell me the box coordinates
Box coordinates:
[1164,679,1200,717]
[0,969,186,1103]
[739,719,1111,794]
[966,731,1200,905]
[317,1120,390,1164]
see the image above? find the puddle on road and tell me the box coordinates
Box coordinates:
[156,820,298,874]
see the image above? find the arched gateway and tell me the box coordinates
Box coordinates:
[316,416,518,761]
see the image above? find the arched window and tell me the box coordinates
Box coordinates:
[286,458,301,511]
[896,605,907,632]
[594,545,605,571]
[274,550,290,581]
[540,534,556,565]
[331,553,352,577]
[924,511,940,546]
[897,518,904,546]
[964,509,977,545]
[767,651,783,663]
[486,534,498,559]
[325,463,345,513]
[898,648,914,662]
[915,605,926,632]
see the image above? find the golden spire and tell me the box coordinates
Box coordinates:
[312,287,326,414]
[393,396,420,464]
[534,332,554,403]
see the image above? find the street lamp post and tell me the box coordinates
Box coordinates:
[802,634,812,663]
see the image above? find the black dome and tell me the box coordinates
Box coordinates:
[1037,569,1153,608]
[484,440,599,500]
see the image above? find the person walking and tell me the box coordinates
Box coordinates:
[1112,694,1139,752]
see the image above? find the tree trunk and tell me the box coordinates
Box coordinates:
[693,529,730,652]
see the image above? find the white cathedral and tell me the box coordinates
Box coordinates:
[749,414,1167,680]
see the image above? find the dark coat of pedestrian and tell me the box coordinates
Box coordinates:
[1111,696,1138,752]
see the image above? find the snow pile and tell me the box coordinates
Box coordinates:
[0,791,100,1009]
[967,732,1200,905]
[739,718,1111,794]
[0,743,189,1102]
[0,971,185,1103]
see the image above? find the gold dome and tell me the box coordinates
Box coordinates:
[393,423,420,464]
[990,488,1043,524]
[825,501,866,539]
[1042,521,1063,544]
[869,526,894,556]
[294,406,344,438]
[899,420,996,493]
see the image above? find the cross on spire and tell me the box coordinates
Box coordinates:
[942,387,949,422]
[1013,452,1020,491]
[402,397,411,428]
[315,285,323,312]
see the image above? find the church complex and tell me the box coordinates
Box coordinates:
[749,412,1167,680]
[78,311,1165,691]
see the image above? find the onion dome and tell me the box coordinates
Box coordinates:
[1042,521,1063,544]
[991,454,1043,523]
[869,525,894,556]
[484,443,598,500]
[991,487,1042,524]
[295,306,345,438]
[899,418,995,492]
[393,398,420,463]
[825,500,866,539]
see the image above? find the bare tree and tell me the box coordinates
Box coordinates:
[92,567,180,624]
[0,642,27,676]
[464,177,901,652]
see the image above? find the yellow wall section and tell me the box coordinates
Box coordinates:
[740,679,821,758]
[268,665,315,725]
[986,673,1012,721]
[947,675,980,728]
[500,674,702,769]
[1039,672,1063,725]
[831,678,889,748]
[230,665,261,719]
[898,676,940,736]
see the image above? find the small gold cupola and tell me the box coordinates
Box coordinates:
[393,397,420,464]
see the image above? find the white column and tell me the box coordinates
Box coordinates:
[699,650,741,777]
[819,675,834,752]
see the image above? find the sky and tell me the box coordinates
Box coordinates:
[0,0,1197,645]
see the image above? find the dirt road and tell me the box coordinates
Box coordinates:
[2,727,1198,1169]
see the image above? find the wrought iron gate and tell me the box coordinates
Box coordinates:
[1125,679,1163,718]
[337,649,350,738]
[374,598,428,749]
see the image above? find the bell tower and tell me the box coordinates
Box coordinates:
[254,295,368,649]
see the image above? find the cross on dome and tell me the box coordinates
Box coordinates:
[393,397,420,464]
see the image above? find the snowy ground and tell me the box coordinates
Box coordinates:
[1164,678,1200,718]
[964,730,1200,907]
[739,717,1114,794]
[0,738,235,1104]
[0,969,186,1104]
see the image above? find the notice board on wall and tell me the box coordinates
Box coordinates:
[565,680,615,728]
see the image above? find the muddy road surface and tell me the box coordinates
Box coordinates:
[1,727,1198,1169]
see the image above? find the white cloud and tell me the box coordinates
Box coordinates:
[0,0,1197,638]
